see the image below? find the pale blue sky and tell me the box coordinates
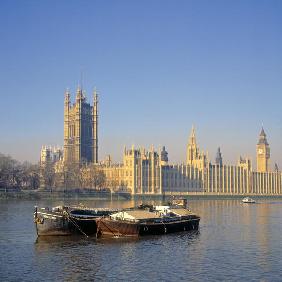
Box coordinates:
[0,0,281,167]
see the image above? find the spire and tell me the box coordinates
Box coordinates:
[93,87,98,104]
[76,86,83,100]
[260,126,266,137]
[82,90,86,100]
[215,147,223,166]
[65,88,70,100]
[258,126,268,145]
[64,88,71,108]
[186,125,200,165]
[191,124,195,136]
[80,69,83,91]
[189,125,196,145]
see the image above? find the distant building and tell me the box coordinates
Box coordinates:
[100,126,282,195]
[215,147,223,166]
[186,126,207,170]
[206,128,281,195]
[64,87,98,165]
[256,127,270,172]
[40,146,63,165]
[40,86,282,195]
[206,158,251,194]
[101,145,203,194]
[39,146,63,190]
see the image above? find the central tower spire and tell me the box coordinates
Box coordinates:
[190,125,196,145]
[186,125,199,165]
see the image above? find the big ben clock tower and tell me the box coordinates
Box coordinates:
[256,127,270,172]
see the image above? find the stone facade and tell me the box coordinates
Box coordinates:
[101,126,282,195]
[40,146,63,165]
[199,128,282,195]
[100,145,204,195]
[40,88,282,195]
[63,87,98,165]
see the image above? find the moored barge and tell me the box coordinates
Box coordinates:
[96,205,200,238]
[34,205,117,237]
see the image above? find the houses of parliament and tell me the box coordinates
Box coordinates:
[40,86,282,195]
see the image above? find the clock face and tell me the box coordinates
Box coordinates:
[258,149,263,154]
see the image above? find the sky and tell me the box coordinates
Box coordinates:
[0,0,281,168]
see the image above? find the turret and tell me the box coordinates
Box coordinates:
[238,156,252,171]
[64,89,71,107]
[64,89,71,164]
[76,86,84,101]
[215,147,223,166]
[160,146,168,165]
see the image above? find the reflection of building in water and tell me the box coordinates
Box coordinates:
[256,203,271,273]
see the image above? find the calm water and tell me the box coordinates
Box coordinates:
[0,197,282,281]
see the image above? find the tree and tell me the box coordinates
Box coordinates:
[0,153,17,189]
[86,164,106,190]
[41,164,55,190]
[61,163,82,190]
[107,178,119,192]
[21,162,40,189]
[0,153,40,190]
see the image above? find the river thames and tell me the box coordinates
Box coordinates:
[0,197,281,281]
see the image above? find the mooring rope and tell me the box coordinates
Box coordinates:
[65,212,89,238]
[161,220,167,234]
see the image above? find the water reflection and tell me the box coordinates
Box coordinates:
[1,198,282,281]
[34,230,200,247]
[33,229,200,281]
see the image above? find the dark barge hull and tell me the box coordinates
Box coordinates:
[35,215,98,236]
[34,208,114,236]
[35,218,97,236]
[96,217,200,238]
[35,214,72,236]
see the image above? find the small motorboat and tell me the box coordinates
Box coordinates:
[34,205,117,237]
[242,197,256,204]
